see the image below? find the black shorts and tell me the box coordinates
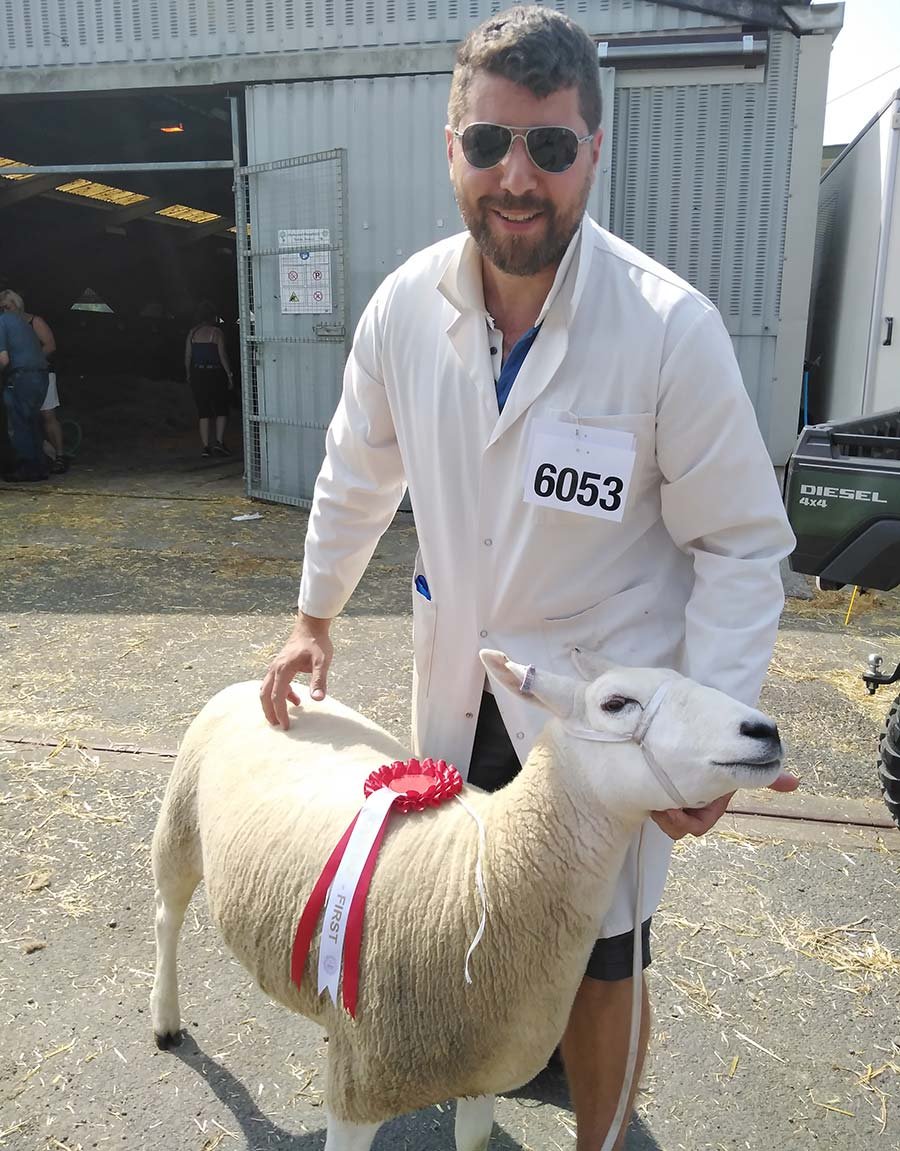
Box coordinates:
[467,691,651,982]
[190,367,229,419]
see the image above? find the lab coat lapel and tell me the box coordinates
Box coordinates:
[445,308,495,400]
[439,236,497,407]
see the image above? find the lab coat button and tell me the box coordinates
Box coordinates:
[516,732,525,740]
[465,711,474,719]
[483,538,493,547]
[479,629,488,638]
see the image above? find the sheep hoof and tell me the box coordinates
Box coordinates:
[154,1028,184,1050]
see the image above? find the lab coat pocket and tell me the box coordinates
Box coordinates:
[534,412,656,527]
[542,581,681,673]
[411,556,437,701]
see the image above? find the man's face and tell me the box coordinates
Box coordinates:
[446,73,602,278]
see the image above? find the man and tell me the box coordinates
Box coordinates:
[0,290,65,474]
[0,292,50,482]
[261,7,798,1147]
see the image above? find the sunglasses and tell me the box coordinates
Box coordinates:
[454,122,593,174]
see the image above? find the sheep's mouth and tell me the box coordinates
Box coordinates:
[713,758,782,771]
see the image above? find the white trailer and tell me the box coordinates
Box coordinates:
[807,91,900,421]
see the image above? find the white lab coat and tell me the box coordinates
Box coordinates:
[299,216,795,935]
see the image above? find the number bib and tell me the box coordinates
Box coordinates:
[523,418,636,522]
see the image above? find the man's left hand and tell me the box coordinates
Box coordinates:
[651,771,799,841]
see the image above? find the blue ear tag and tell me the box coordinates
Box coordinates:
[415,575,431,601]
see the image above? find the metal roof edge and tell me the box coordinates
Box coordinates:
[658,1,842,33]
[657,1,797,29]
[782,3,845,34]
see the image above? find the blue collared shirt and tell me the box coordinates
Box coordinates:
[492,325,542,412]
[0,313,47,372]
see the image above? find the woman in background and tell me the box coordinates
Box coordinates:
[185,300,234,457]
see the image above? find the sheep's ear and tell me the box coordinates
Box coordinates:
[571,646,614,682]
[480,649,580,721]
[480,650,530,695]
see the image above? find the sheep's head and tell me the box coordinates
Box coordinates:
[480,650,785,815]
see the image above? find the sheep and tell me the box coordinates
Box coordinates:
[150,649,784,1151]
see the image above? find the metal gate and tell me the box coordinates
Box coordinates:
[234,148,349,506]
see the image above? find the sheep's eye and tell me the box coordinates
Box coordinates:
[601,695,632,714]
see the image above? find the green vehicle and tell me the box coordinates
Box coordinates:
[786,409,900,828]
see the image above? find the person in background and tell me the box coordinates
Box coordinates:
[0,290,66,475]
[0,289,50,482]
[185,300,234,457]
[39,374,67,474]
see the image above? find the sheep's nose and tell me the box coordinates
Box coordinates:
[740,719,780,743]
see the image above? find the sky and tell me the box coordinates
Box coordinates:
[821,0,900,145]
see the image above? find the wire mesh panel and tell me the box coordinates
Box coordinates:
[235,149,348,506]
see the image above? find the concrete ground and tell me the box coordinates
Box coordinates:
[2,424,900,1151]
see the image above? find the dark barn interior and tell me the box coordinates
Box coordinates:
[0,88,242,481]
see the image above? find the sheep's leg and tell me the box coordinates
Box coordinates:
[455,1095,495,1151]
[323,1114,381,1150]
[150,868,200,1048]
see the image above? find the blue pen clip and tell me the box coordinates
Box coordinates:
[415,574,431,601]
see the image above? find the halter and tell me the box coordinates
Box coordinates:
[520,669,689,809]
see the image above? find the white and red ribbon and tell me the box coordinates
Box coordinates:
[291,758,470,1018]
[316,786,397,1010]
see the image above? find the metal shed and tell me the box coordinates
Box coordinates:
[234,0,843,504]
[1,0,844,503]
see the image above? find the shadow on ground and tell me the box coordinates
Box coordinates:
[509,1066,662,1150]
[170,1036,660,1150]
[170,1033,530,1150]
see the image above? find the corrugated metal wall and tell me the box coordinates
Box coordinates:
[248,36,799,388]
[3,0,727,68]
[247,76,459,331]
[245,31,803,499]
[247,73,614,330]
[609,31,799,416]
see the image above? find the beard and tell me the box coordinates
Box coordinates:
[452,171,593,277]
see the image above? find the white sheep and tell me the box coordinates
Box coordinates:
[150,650,784,1151]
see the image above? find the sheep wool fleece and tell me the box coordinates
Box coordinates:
[298,214,796,936]
[154,682,637,1123]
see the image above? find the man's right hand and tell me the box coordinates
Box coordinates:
[260,612,333,730]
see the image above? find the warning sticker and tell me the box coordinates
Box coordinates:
[278,228,333,315]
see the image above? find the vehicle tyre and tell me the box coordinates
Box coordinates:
[877,692,900,829]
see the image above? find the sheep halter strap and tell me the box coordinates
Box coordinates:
[290,759,464,1018]
[556,679,688,810]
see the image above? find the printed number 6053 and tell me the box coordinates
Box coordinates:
[533,463,623,511]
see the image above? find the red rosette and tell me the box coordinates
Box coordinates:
[292,756,465,1019]
[364,758,462,813]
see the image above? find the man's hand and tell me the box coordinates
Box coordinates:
[651,770,799,841]
[260,613,333,730]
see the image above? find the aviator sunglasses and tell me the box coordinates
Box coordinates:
[454,122,593,174]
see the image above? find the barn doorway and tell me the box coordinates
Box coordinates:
[0,88,241,495]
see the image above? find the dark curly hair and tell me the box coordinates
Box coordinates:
[448,6,602,133]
